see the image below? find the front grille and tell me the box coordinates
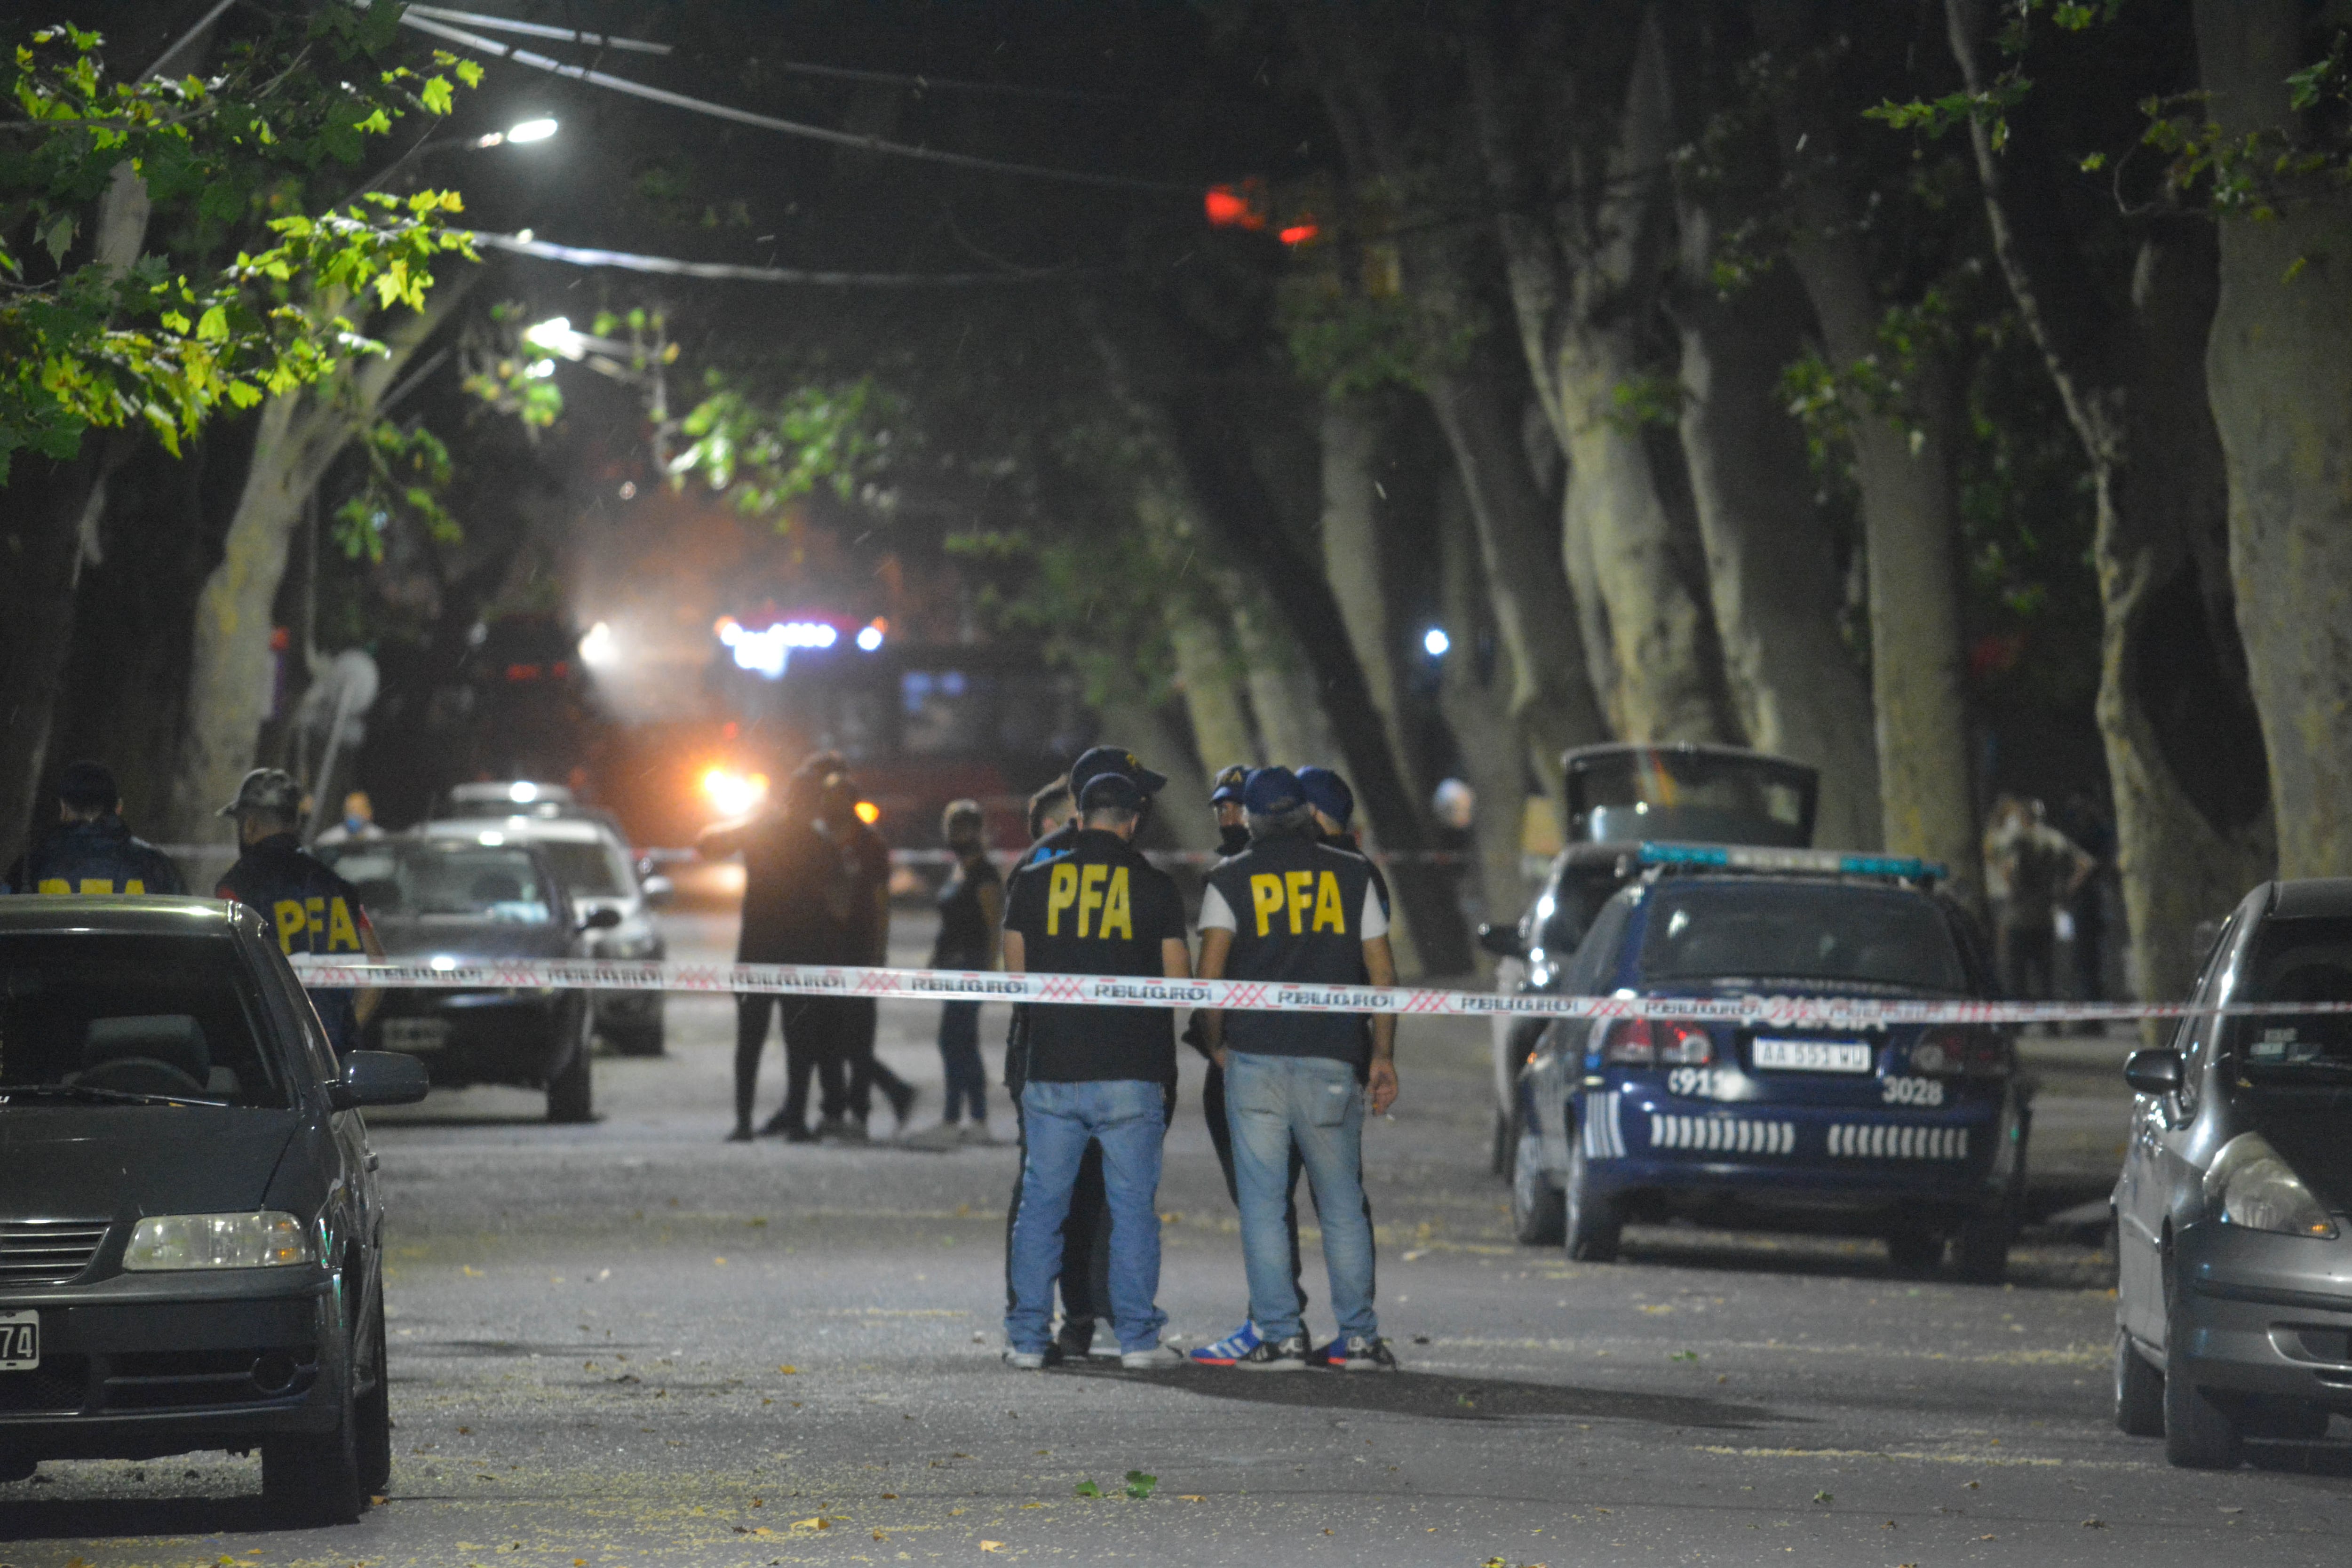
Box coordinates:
[0,1355,88,1413]
[0,1220,109,1285]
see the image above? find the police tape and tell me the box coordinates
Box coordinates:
[164,844,1466,868]
[281,955,2345,1029]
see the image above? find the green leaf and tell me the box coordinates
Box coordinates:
[194,305,228,341]
[39,212,76,268]
[1123,1471,1157,1501]
[1073,1480,1103,1498]
[419,75,454,116]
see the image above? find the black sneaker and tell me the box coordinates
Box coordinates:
[1234,1334,1309,1372]
[1334,1335,1398,1371]
[1056,1319,1095,1360]
[887,1081,918,1132]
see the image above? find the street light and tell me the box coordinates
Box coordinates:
[473,117,558,149]
[1423,627,1451,658]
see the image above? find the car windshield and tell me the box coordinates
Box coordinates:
[536,840,633,898]
[1573,750,1814,848]
[2224,915,2352,1083]
[321,843,553,923]
[0,932,290,1107]
[1638,883,1968,992]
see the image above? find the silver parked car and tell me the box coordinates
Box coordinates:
[2112,877,2352,1466]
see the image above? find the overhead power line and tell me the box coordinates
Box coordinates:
[471,229,1100,287]
[399,13,1198,194]
[403,6,672,55]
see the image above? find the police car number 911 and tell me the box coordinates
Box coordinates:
[0,1310,38,1370]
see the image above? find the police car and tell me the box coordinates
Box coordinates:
[1508,843,2028,1281]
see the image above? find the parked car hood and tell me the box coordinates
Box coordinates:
[371,915,573,961]
[0,1107,300,1219]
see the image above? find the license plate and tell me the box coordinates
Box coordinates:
[0,1311,38,1371]
[383,1017,451,1053]
[1752,1038,1874,1074]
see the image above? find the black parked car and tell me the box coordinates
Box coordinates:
[0,896,426,1522]
[317,833,617,1121]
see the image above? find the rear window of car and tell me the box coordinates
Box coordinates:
[536,839,633,898]
[0,932,291,1107]
[322,844,554,923]
[2225,915,2352,1083]
[1637,883,1968,993]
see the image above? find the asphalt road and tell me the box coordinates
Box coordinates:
[6,901,2350,1568]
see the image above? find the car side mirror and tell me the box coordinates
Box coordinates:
[640,875,675,908]
[1477,922,1527,961]
[331,1050,429,1110]
[579,906,623,932]
[2123,1048,2184,1097]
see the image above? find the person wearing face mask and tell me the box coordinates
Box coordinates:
[314,790,385,846]
[1209,764,1251,858]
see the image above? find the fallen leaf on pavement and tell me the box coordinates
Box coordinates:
[981,1543,1004,1553]
[778,1365,797,1375]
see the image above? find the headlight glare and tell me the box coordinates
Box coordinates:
[2206,1133,2340,1239]
[124,1211,316,1270]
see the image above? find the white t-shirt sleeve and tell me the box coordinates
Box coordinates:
[1198,882,1238,931]
[1360,883,1389,939]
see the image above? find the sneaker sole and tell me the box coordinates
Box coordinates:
[1187,1355,1240,1366]
[1235,1360,1307,1373]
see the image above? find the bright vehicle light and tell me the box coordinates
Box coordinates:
[2208,1132,2340,1238]
[509,781,538,802]
[856,623,884,652]
[579,621,618,669]
[702,767,770,820]
[854,800,882,826]
[716,618,837,679]
[505,117,558,143]
[429,955,459,971]
[1423,627,1450,657]
[125,1211,313,1271]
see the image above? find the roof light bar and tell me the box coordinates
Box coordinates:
[1636,841,1944,882]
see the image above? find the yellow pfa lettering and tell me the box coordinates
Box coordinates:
[1311,871,1346,933]
[1046,862,1079,936]
[35,878,69,895]
[305,896,325,939]
[1286,870,1315,935]
[326,897,360,952]
[1077,863,1109,938]
[273,899,307,953]
[1099,867,1132,941]
[123,879,144,894]
[1249,874,1285,937]
[78,878,114,895]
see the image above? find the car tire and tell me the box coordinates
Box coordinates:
[262,1349,365,1524]
[547,1002,594,1123]
[355,1278,392,1496]
[1510,1109,1565,1246]
[606,1019,666,1058]
[2113,1329,2164,1437]
[1952,1188,2018,1284]
[2162,1286,2242,1469]
[1489,1108,1511,1181]
[1884,1223,1944,1273]
[1562,1138,1621,1263]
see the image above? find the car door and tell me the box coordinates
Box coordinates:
[1527,891,1636,1175]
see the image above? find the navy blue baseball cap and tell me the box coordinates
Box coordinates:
[1069,745,1168,796]
[1242,765,1305,817]
[1078,772,1147,814]
[1295,766,1354,828]
[1208,764,1250,804]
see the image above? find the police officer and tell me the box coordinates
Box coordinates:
[1001,770,1191,1369]
[214,767,385,1054]
[1209,764,1250,857]
[3,761,184,896]
[1002,746,1166,1361]
[1196,766,1399,1371]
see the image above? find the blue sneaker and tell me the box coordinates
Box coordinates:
[1189,1321,1264,1366]
[1312,1337,1344,1368]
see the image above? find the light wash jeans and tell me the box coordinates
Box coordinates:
[1224,1051,1377,1343]
[1005,1079,1168,1354]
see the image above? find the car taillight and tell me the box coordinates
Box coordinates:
[1909,1027,2010,1078]
[1601,1018,1712,1067]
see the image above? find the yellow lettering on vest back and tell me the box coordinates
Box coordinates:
[1099,866,1133,940]
[1249,874,1284,937]
[35,879,69,895]
[1046,861,1079,935]
[1285,870,1314,935]
[1311,870,1346,933]
[1077,862,1108,939]
[326,897,360,952]
[273,899,308,952]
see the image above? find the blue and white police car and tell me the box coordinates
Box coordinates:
[1509,843,2029,1281]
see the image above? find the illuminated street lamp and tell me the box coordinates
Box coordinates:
[1423,627,1451,658]
[473,116,558,149]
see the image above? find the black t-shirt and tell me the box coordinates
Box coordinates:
[933,851,1002,969]
[1003,828,1186,1083]
[6,817,184,896]
[709,814,884,964]
[1201,827,1387,1067]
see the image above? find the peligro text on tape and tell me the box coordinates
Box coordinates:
[284,956,2352,1028]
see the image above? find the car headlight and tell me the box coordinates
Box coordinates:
[2205,1133,2340,1239]
[123,1211,316,1270]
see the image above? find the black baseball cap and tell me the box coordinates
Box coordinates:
[1296,766,1355,828]
[1079,772,1147,815]
[1208,764,1250,804]
[58,760,119,811]
[1069,745,1168,796]
[1243,765,1305,817]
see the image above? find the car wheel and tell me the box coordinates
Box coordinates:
[262,1348,364,1524]
[1884,1223,1944,1273]
[1562,1138,1621,1263]
[2113,1329,2164,1437]
[1510,1110,1565,1246]
[355,1277,392,1496]
[2162,1278,2242,1469]
[0,1453,34,1484]
[547,1003,594,1123]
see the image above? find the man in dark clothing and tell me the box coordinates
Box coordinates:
[214,768,384,1055]
[1197,767,1400,1373]
[4,761,184,896]
[1001,771,1192,1370]
[1002,748,1165,1360]
[702,756,864,1142]
[915,799,1002,1146]
[814,764,915,1138]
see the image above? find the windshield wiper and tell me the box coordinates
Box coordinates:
[0,1083,228,1108]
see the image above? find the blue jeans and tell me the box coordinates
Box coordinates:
[1225,1051,1376,1343]
[1006,1079,1168,1353]
[938,1001,987,1122]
